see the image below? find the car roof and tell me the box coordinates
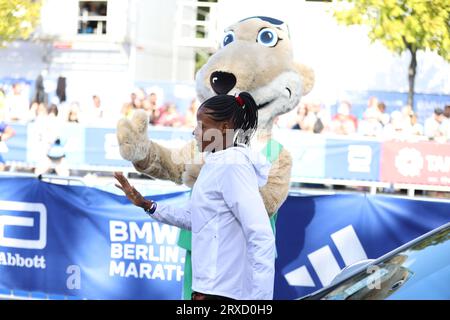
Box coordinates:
[299,222,450,299]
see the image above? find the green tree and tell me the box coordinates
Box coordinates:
[0,0,41,47]
[332,0,450,108]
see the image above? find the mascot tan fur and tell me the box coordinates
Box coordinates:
[117,16,314,299]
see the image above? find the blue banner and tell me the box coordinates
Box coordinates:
[5,124,194,168]
[1,177,450,299]
[0,177,190,299]
[84,127,128,166]
[3,123,27,163]
[325,138,381,181]
[273,130,326,179]
[274,193,450,299]
[83,126,193,167]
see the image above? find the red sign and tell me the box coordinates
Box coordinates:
[381,140,450,186]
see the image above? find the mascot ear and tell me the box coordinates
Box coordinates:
[294,63,315,97]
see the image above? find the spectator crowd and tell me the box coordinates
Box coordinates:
[277,96,450,143]
[0,82,450,184]
[1,82,449,142]
[0,81,449,175]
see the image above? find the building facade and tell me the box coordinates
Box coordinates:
[0,0,202,116]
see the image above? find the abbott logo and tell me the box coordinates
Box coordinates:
[0,201,47,249]
[285,225,367,288]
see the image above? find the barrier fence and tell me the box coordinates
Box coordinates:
[0,176,449,299]
[3,123,450,194]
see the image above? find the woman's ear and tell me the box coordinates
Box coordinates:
[222,121,235,146]
[221,121,230,133]
[293,62,315,96]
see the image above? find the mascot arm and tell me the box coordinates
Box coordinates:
[117,109,198,184]
[259,148,293,216]
[132,140,194,184]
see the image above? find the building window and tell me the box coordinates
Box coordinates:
[78,1,108,35]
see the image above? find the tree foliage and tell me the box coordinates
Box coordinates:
[0,0,42,46]
[332,0,450,106]
[332,0,450,61]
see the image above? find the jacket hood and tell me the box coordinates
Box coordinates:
[205,145,271,187]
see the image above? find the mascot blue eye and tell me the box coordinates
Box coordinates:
[257,28,279,47]
[222,31,235,47]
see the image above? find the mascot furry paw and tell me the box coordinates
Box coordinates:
[117,16,314,299]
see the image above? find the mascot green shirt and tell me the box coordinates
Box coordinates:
[178,139,283,300]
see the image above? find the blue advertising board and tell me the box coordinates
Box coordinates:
[0,177,190,299]
[1,177,449,299]
[274,193,450,299]
[324,138,381,181]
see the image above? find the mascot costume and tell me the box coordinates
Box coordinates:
[117,16,314,299]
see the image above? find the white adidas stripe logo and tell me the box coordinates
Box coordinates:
[284,225,368,287]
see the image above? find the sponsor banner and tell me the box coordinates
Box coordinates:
[25,122,86,166]
[275,194,450,299]
[3,123,27,162]
[84,126,193,167]
[62,124,86,165]
[1,177,449,299]
[84,127,129,166]
[273,130,326,179]
[381,140,450,186]
[4,124,450,188]
[324,138,381,181]
[0,177,190,299]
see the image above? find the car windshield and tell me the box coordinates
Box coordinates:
[317,226,450,300]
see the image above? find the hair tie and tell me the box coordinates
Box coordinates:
[236,95,245,107]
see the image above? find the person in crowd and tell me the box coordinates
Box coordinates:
[382,110,402,139]
[367,96,379,110]
[328,101,357,135]
[0,110,15,172]
[377,102,390,127]
[291,101,327,133]
[184,98,199,128]
[5,83,29,122]
[89,95,104,120]
[121,92,139,119]
[291,103,308,130]
[424,107,447,141]
[145,92,158,112]
[407,112,424,137]
[143,92,161,125]
[67,102,81,123]
[0,87,5,115]
[358,106,383,137]
[444,104,450,120]
[33,103,69,176]
[114,92,275,300]
[156,103,184,127]
[28,102,39,122]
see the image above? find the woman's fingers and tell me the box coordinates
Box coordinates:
[114,172,131,189]
[114,172,144,207]
[114,171,125,183]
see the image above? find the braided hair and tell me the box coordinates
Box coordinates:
[198,92,258,146]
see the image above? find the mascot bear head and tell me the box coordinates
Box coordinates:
[116,16,315,189]
[195,16,314,132]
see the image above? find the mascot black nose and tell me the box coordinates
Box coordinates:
[210,71,237,94]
